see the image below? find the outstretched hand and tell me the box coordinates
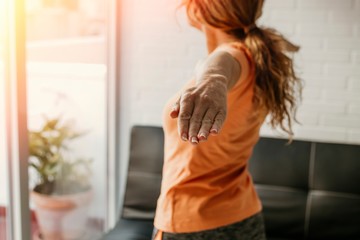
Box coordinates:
[170,77,228,145]
[169,47,242,145]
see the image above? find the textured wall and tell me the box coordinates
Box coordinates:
[119,0,360,145]
[259,0,360,143]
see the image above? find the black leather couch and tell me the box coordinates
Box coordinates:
[103,126,360,240]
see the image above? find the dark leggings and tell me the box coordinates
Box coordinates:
[152,212,267,240]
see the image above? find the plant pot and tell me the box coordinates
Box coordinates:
[31,188,93,240]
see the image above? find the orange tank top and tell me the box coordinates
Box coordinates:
[154,43,266,234]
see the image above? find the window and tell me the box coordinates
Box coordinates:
[0,0,120,239]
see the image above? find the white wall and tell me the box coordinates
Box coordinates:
[117,0,360,208]
[259,0,360,143]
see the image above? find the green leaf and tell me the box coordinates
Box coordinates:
[28,116,92,194]
[29,162,40,171]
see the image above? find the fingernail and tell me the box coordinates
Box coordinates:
[210,129,218,135]
[191,137,199,144]
[181,134,188,141]
[170,111,178,118]
[198,133,207,141]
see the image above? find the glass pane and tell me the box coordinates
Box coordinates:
[0,0,9,239]
[26,0,107,239]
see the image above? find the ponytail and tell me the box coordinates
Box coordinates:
[243,27,302,136]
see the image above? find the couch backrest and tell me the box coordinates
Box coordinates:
[122,126,164,220]
[122,126,360,239]
[249,138,360,239]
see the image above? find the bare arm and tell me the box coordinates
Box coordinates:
[171,47,242,144]
[195,48,241,90]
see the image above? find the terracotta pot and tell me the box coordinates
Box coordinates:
[31,189,93,240]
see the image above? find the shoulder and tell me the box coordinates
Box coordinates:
[215,42,252,85]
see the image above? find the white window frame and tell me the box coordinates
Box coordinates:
[3,0,31,239]
[105,0,122,230]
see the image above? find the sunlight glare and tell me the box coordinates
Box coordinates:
[0,0,5,44]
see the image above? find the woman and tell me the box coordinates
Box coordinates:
[153,0,301,239]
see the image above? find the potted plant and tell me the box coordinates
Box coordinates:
[29,117,92,240]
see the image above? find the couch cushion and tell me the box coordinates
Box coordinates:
[307,191,360,240]
[256,185,307,240]
[102,219,154,240]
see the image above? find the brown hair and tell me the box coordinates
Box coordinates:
[182,0,302,137]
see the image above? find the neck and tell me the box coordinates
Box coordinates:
[204,27,236,53]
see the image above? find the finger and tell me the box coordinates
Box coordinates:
[170,98,180,118]
[188,105,208,145]
[197,109,217,142]
[178,94,194,141]
[210,111,226,135]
